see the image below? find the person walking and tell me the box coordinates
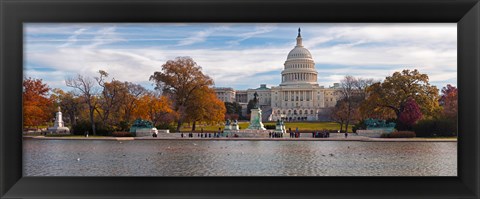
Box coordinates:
[345,131,348,138]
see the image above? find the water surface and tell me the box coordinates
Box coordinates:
[23,139,457,176]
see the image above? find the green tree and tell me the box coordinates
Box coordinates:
[224,102,242,117]
[247,99,256,114]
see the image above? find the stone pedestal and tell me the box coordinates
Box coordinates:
[247,108,266,130]
[231,124,239,130]
[273,124,284,134]
[134,128,158,137]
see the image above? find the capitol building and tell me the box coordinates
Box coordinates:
[215,28,342,121]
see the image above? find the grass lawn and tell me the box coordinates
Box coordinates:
[179,121,354,132]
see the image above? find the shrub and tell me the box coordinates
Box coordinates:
[71,121,114,136]
[352,120,367,133]
[112,131,133,137]
[118,121,131,131]
[156,123,176,132]
[380,133,390,138]
[413,118,457,137]
[264,124,276,130]
[381,131,416,138]
[389,131,416,138]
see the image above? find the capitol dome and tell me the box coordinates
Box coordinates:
[287,47,313,59]
[280,28,318,86]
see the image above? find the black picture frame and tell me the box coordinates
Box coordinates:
[1,0,479,198]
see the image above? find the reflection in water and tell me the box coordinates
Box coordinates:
[23,139,457,176]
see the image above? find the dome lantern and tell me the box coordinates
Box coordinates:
[296,27,303,47]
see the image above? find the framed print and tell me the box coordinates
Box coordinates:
[1,0,479,198]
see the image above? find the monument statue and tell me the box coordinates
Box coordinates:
[364,118,396,133]
[274,119,285,134]
[129,118,158,137]
[47,106,70,134]
[224,119,232,130]
[231,119,239,131]
[247,92,266,130]
[253,92,259,109]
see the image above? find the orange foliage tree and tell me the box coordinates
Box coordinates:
[23,77,53,129]
[133,92,177,127]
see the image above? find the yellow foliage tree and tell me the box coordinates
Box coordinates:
[185,86,226,131]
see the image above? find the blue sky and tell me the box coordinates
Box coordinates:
[24,23,457,91]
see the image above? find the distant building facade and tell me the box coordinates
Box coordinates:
[214,28,342,121]
[214,87,236,103]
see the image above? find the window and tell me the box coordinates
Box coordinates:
[311,110,314,114]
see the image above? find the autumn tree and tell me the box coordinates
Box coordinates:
[150,57,214,131]
[353,78,375,103]
[339,76,356,133]
[335,76,374,132]
[66,74,100,135]
[50,88,82,127]
[95,71,129,128]
[134,92,176,127]
[23,77,53,129]
[121,82,147,122]
[397,97,423,130]
[331,100,348,132]
[362,69,440,122]
[440,84,458,120]
[185,87,226,131]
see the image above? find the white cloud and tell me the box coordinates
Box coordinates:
[177,26,229,46]
[226,25,277,45]
[24,23,457,91]
[58,28,88,48]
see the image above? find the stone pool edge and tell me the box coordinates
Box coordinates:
[22,136,457,142]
